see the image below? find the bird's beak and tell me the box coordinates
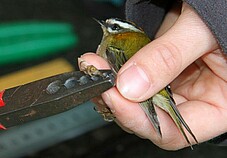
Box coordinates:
[93,18,105,26]
[93,18,108,34]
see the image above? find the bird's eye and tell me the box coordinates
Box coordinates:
[110,24,120,31]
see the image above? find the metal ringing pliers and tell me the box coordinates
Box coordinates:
[0,70,115,129]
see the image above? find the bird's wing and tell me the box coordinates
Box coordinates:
[139,99,162,137]
[106,46,162,136]
[106,46,128,75]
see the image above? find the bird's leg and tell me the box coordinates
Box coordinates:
[94,104,115,122]
[78,58,104,77]
[78,57,115,121]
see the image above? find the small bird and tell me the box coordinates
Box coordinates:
[90,18,198,147]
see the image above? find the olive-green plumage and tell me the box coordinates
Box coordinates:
[99,31,150,59]
[96,18,198,148]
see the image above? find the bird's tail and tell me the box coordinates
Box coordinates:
[152,90,198,149]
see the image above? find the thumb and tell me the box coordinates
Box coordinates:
[117,3,218,101]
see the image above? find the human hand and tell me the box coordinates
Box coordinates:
[79,3,227,150]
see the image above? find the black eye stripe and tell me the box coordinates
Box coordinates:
[108,23,121,31]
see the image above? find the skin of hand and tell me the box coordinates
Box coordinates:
[79,3,227,150]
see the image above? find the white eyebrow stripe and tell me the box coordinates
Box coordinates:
[107,27,118,33]
[106,19,143,33]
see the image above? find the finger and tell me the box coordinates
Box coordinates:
[101,87,159,139]
[202,49,227,81]
[78,52,110,69]
[114,119,135,134]
[116,3,219,102]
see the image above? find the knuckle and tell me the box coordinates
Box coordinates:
[152,43,182,78]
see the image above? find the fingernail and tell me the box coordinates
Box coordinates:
[102,92,113,109]
[117,63,150,100]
